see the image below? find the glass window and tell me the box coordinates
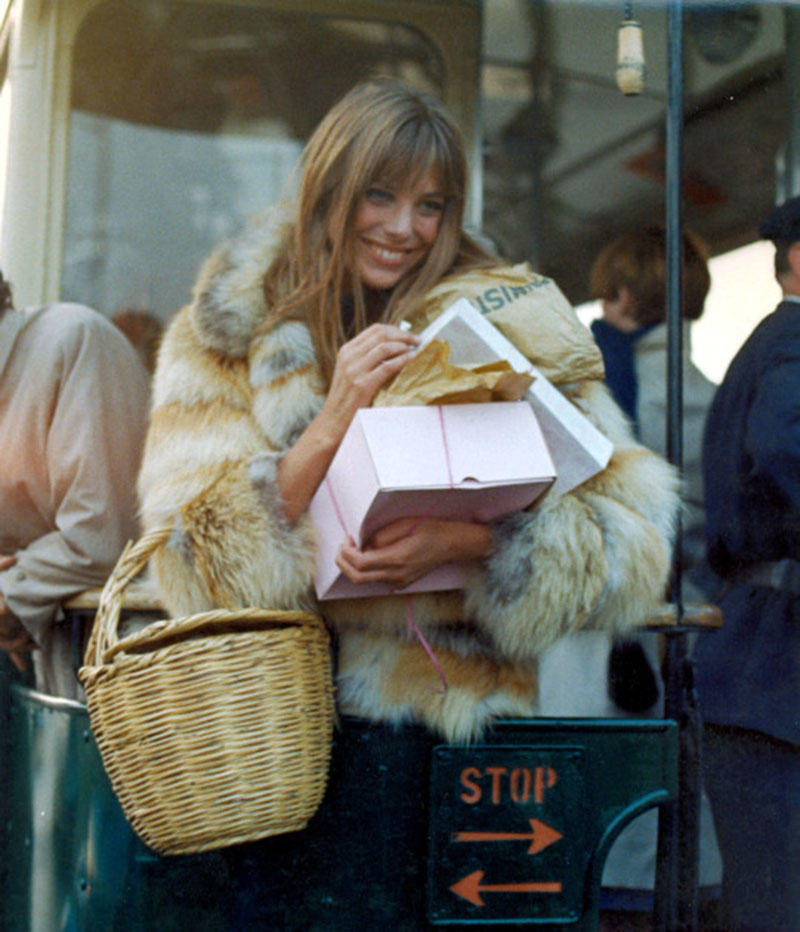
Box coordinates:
[0,36,10,233]
[62,1,444,322]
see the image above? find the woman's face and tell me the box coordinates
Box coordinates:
[350,171,445,291]
[601,285,639,333]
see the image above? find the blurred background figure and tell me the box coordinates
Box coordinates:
[696,195,800,932]
[589,224,715,603]
[0,271,149,697]
[112,307,164,375]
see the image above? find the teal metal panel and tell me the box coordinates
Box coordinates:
[4,684,144,931]
[1,686,677,931]
[3,684,247,932]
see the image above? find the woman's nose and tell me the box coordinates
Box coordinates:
[384,203,414,237]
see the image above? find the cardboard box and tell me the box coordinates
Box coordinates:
[419,299,613,497]
[309,402,555,600]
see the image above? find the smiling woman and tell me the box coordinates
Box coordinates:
[136,76,682,925]
[139,75,679,745]
[138,76,503,620]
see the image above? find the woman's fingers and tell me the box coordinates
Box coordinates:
[327,324,419,415]
[349,322,418,350]
[367,517,424,548]
[337,324,419,375]
[335,522,431,589]
[336,518,492,590]
[337,323,417,367]
[336,542,413,588]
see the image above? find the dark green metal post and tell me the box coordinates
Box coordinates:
[654,2,701,930]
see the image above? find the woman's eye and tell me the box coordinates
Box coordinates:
[420,198,445,216]
[366,187,392,204]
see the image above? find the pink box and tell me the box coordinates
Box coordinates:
[308,402,555,600]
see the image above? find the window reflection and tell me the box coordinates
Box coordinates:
[62,1,444,322]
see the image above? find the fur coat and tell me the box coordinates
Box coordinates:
[138,210,679,741]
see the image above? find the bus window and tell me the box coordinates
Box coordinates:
[477,1,789,306]
[61,1,445,323]
[0,32,9,236]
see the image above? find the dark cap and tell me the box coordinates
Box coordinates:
[758,195,800,245]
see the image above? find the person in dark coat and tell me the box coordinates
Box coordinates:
[695,195,800,932]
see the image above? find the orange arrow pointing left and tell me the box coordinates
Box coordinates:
[453,818,563,855]
[450,870,562,907]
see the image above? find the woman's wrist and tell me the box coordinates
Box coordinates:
[439,519,492,563]
[275,408,349,524]
[310,402,352,452]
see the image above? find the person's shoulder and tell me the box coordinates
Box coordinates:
[39,302,141,354]
[28,303,150,380]
[744,300,800,359]
[31,301,116,336]
[772,299,800,332]
[17,301,97,347]
[714,301,800,396]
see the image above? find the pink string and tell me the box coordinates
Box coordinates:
[407,594,448,694]
[325,475,349,537]
[404,408,452,691]
[437,405,455,488]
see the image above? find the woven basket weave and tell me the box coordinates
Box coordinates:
[78,526,335,856]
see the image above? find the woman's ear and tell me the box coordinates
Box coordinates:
[787,242,800,282]
[602,284,639,332]
[616,284,637,317]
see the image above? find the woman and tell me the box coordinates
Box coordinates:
[139,79,679,743]
[589,225,716,604]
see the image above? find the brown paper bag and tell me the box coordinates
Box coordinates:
[406,263,605,385]
[373,339,533,408]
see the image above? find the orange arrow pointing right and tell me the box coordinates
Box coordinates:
[450,870,562,907]
[453,818,564,855]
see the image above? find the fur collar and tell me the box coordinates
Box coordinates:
[189,206,292,358]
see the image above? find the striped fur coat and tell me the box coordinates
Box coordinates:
[138,210,679,741]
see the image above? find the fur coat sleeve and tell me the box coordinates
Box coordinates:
[138,211,323,615]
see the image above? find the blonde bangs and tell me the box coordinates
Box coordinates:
[370,119,464,202]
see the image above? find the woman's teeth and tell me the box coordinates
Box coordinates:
[373,246,405,261]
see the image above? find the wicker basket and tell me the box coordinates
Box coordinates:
[78,526,335,856]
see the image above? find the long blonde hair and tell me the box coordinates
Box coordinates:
[263,79,497,384]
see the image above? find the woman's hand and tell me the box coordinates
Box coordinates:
[335,516,492,591]
[320,323,420,441]
[277,324,418,524]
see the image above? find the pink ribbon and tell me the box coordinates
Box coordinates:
[407,594,449,694]
[325,475,348,538]
[437,405,455,488]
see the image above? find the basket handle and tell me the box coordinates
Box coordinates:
[84,526,173,666]
[98,606,325,664]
